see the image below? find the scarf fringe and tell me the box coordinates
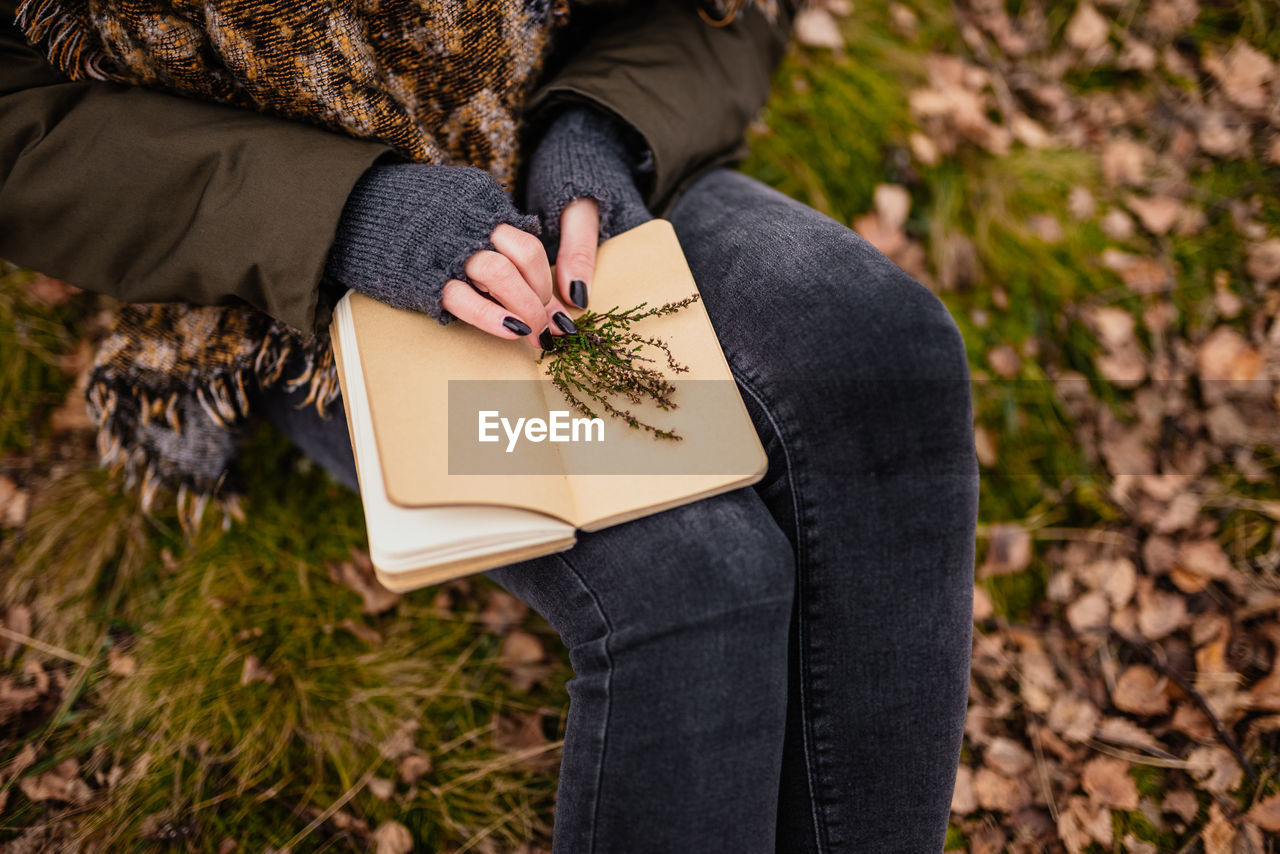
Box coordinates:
[15,0,125,82]
[85,321,339,536]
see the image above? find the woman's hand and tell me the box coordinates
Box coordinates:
[523,105,654,310]
[324,163,575,351]
[440,222,577,351]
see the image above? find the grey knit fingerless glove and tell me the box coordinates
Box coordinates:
[323,163,540,324]
[523,104,654,247]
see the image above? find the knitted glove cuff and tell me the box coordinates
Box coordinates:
[324,163,540,325]
[524,104,653,245]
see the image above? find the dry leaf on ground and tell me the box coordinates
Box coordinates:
[372,820,413,854]
[1081,756,1140,810]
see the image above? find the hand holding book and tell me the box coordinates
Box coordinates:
[324,104,652,351]
[329,219,767,592]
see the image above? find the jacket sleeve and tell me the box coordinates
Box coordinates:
[0,1,393,335]
[521,0,797,219]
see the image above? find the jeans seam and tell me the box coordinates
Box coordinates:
[550,548,615,854]
[732,371,830,854]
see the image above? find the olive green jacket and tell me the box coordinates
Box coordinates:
[0,0,795,335]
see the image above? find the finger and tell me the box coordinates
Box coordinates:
[540,297,579,350]
[441,279,535,340]
[463,250,547,349]
[556,197,600,310]
[490,223,553,306]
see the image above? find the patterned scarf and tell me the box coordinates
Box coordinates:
[15,0,781,531]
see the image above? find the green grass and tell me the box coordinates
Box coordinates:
[3,421,571,850]
[0,266,84,454]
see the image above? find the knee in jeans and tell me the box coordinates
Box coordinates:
[606,497,794,642]
[671,170,969,387]
[796,239,970,386]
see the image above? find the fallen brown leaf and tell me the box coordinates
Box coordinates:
[1248,792,1280,832]
[1068,186,1097,220]
[1186,745,1244,795]
[1197,111,1251,158]
[873,184,911,232]
[1170,702,1216,741]
[793,7,844,50]
[852,211,906,258]
[1095,716,1162,751]
[1100,138,1151,186]
[1058,794,1113,854]
[0,477,30,530]
[380,720,419,761]
[1162,788,1199,823]
[239,655,275,686]
[18,758,92,805]
[1121,833,1158,854]
[493,711,549,754]
[1154,493,1201,535]
[1136,583,1187,640]
[327,550,402,616]
[1202,801,1236,854]
[1125,194,1183,235]
[1245,238,1280,284]
[1065,3,1109,52]
[1101,208,1136,240]
[967,822,1007,854]
[0,676,43,726]
[1117,37,1158,72]
[397,752,432,784]
[1196,328,1263,384]
[972,584,993,622]
[107,647,137,677]
[984,736,1033,777]
[1048,693,1101,744]
[979,524,1032,577]
[1081,756,1139,810]
[973,766,1033,812]
[987,344,1022,379]
[372,820,413,854]
[1144,0,1200,42]
[1066,590,1110,633]
[1203,40,1276,111]
[500,629,546,668]
[1248,625,1280,711]
[480,590,529,634]
[951,764,977,814]
[1112,664,1170,715]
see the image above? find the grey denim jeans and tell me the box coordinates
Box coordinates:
[253,168,979,854]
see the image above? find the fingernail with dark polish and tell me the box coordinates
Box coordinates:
[503,316,532,336]
[538,326,555,350]
[569,279,588,309]
[552,311,577,334]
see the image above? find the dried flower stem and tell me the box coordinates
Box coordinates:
[537,295,701,440]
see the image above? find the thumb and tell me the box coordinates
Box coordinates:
[556,198,600,309]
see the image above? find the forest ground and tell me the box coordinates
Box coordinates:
[2,1,1279,851]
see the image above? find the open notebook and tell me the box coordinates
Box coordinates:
[329,218,766,592]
